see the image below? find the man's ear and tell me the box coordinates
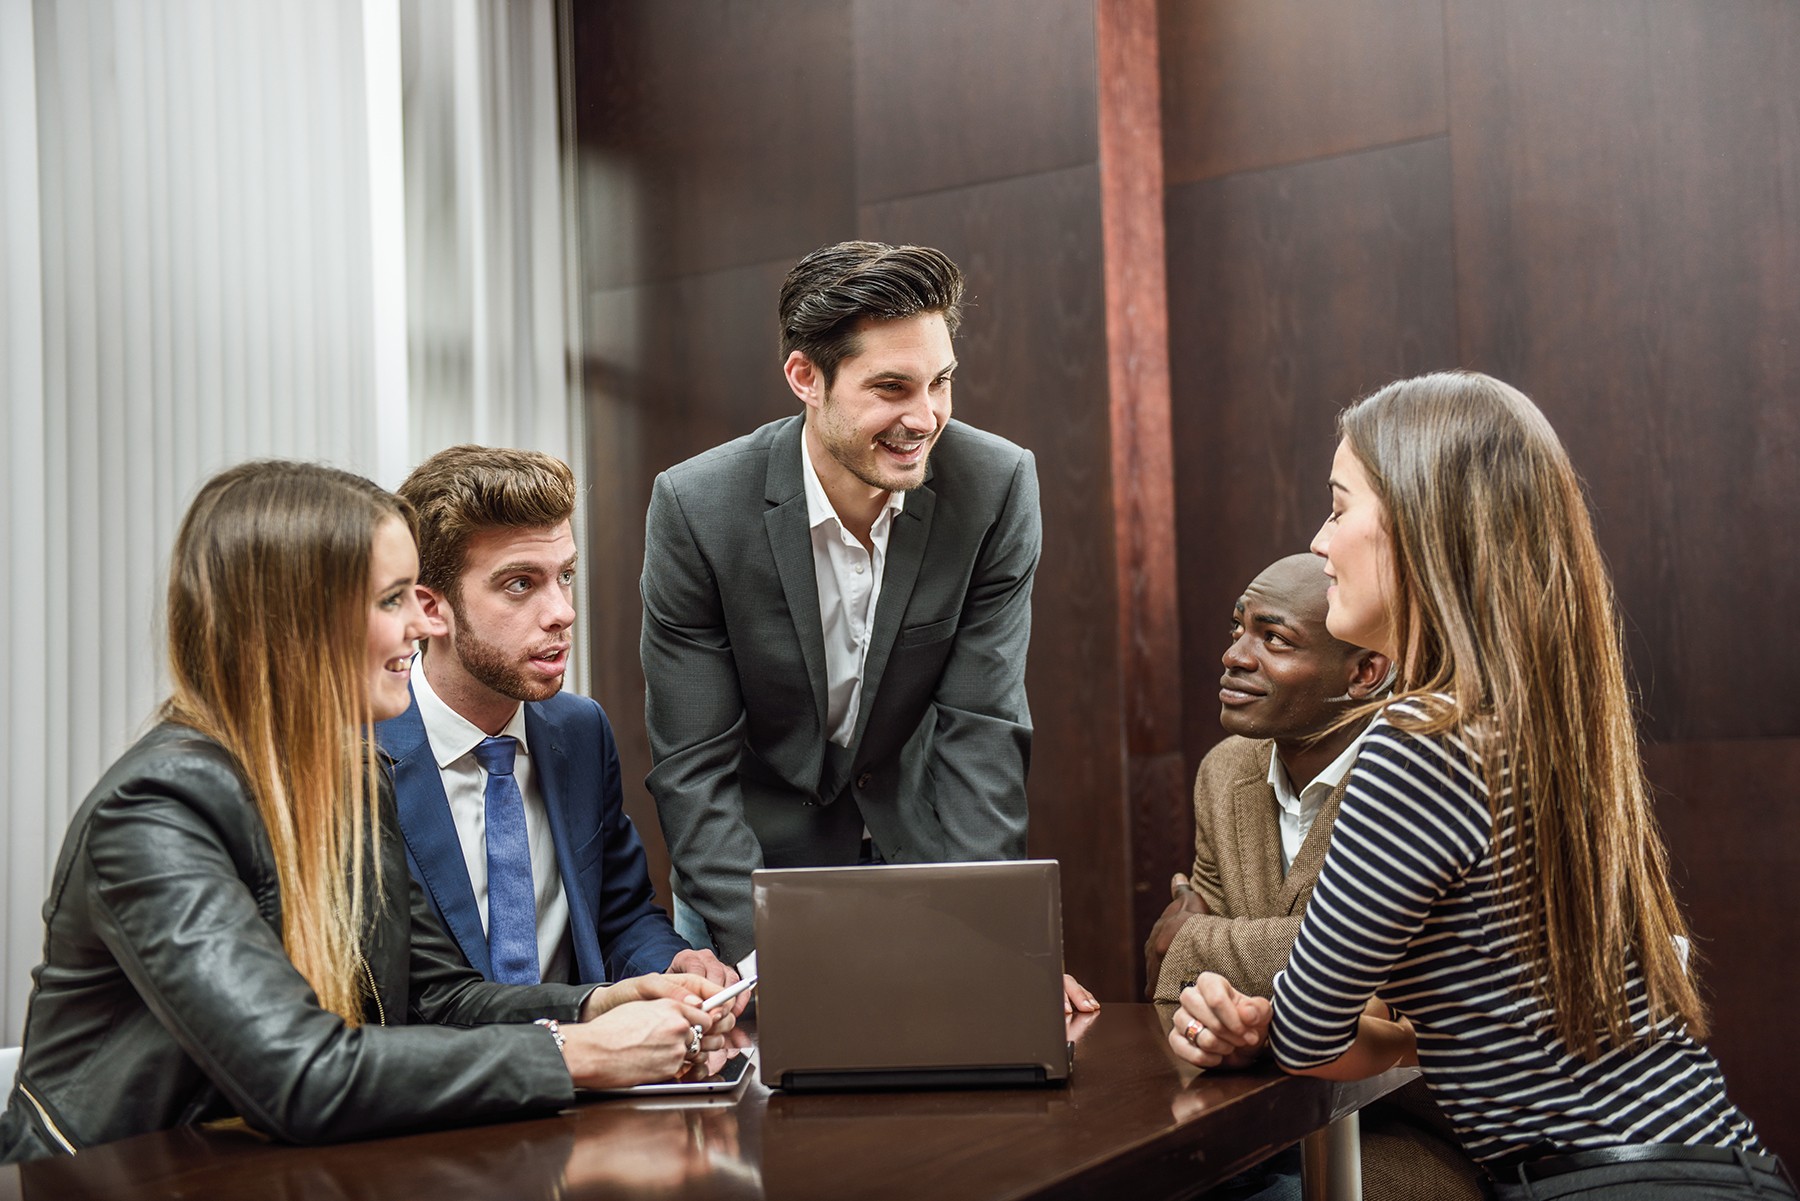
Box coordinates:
[784,350,824,410]
[416,584,452,641]
[1345,650,1393,700]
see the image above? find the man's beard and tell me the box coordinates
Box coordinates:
[447,600,563,703]
[816,403,934,494]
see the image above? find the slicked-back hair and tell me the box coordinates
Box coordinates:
[399,445,576,599]
[1338,371,1706,1059]
[778,241,965,385]
[164,459,411,1026]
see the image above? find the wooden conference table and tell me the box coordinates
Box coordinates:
[0,1005,1413,1201]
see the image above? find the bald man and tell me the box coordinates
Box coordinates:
[1147,554,1482,1201]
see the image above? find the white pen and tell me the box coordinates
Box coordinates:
[701,973,758,1012]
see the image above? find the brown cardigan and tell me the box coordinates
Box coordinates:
[1154,736,1346,1003]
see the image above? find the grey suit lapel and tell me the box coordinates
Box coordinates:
[765,420,829,733]
[849,469,935,752]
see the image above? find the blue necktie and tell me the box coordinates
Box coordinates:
[472,735,540,984]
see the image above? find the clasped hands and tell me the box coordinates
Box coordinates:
[554,973,744,1090]
[1166,971,1270,1071]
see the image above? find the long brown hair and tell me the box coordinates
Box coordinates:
[163,461,412,1025]
[1340,371,1705,1057]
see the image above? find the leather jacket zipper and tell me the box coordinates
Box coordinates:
[358,951,386,1026]
[19,1082,77,1154]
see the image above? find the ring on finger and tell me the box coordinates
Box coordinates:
[1183,1020,1203,1044]
[686,1024,703,1059]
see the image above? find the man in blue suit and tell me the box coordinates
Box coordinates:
[377,445,733,989]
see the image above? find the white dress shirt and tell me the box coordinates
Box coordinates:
[801,439,905,748]
[411,654,573,983]
[1267,721,1375,874]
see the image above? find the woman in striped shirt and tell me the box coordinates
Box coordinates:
[1167,372,1791,1199]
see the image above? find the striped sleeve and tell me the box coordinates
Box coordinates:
[1270,720,1490,1069]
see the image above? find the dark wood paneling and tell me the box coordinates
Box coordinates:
[1646,737,1800,1162]
[1158,0,1446,185]
[569,0,856,289]
[1165,137,1460,773]
[581,258,799,896]
[861,166,1130,997]
[1446,0,1800,742]
[852,0,1098,204]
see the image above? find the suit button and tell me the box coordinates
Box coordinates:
[856,772,872,790]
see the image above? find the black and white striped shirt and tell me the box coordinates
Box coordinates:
[1271,703,1764,1164]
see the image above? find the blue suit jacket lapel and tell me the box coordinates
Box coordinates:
[525,702,608,983]
[381,695,493,979]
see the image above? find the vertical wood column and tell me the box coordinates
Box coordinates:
[1097,0,1187,978]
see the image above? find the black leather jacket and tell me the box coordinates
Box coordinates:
[1,724,593,1163]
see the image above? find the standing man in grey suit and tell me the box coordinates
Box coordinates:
[641,240,1095,1011]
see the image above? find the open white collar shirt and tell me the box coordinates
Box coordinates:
[801,439,905,748]
[411,652,572,983]
[1267,721,1375,875]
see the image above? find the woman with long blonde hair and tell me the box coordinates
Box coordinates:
[2,461,729,1163]
[1169,374,1789,1199]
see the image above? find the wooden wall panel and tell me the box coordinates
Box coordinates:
[1646,738,1800,1161]
[1165,137,1459,770]
[569,0,855,289]
[860,166,1129,991]
[1445,0,1800,743]
[1158,0,1446,184]
[852,0,1098,203]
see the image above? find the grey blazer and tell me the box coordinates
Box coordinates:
[640,414,1040,962]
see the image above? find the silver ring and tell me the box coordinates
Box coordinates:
[686,1024,704,1058]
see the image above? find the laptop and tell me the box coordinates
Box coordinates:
[751,860,1072,1091]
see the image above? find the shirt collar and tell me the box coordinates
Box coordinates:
[411,651,532,770]
[800,428,905,534]
[1267,720,1377,815]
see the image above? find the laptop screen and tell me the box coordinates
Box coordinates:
[752,860,1069,1089]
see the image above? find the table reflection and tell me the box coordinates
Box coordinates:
[563,1103,762,1199]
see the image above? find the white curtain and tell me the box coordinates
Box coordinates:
[0,0,576,1039]
[402,0,575,464]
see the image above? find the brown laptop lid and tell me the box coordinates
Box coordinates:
[752,861,1068,1088]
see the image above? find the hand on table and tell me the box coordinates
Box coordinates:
[1063,973,1099,1015]
[1167,971,1269,1071]
[1144,873,1209,998]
